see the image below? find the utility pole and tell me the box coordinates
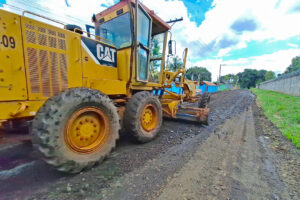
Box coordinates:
[219,64,226,83]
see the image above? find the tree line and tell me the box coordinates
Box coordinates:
[220,70,275,89]
[221,55,300,89]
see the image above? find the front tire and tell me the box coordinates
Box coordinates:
[124,91,162,143]
[31,88,119,173]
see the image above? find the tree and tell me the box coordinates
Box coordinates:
[284,56,300,74]
[167,56,183,72]
[185,66,212,81]
[265,71,275,80]
[237,69,258,89]
[220,74,238,84]
[237,69,275,89]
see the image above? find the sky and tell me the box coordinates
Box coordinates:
[1,0,300,81]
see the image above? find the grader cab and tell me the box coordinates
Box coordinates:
[0,0,209,173]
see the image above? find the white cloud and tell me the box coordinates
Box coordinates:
[288,43,298,48]
[201,0,300,42]
[194,49,300,81]
[216,48,231,57]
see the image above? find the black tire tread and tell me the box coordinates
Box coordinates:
[31,88,119,173]
[124,91,162,143]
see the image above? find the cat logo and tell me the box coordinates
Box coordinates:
[81,37,117,67]
[96,44,116,63]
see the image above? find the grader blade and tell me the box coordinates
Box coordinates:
[176,106,210,124]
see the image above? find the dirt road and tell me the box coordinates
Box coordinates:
[156,107,293,200]
[0,90,299,200]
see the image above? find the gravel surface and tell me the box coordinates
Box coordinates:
[0,90,298,200]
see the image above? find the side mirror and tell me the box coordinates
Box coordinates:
[168,40,176,55]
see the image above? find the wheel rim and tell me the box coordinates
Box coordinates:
[65,107,110,154]
[140,104,158,132]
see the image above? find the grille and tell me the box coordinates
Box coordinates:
[38,34,47,46]
[50,52,60,95]
[39,50,51,97]
[49,36,57,48]
[60,54,68,90]
[58,39,66,50]
[26,30,36,44]
[27,47,40,93]
[25,24,69,98]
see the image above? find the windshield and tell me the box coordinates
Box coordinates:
[95,12,132,49]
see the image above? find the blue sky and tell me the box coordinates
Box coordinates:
[1,0,299,80]
[181,0,214,26]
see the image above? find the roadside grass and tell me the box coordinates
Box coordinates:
[251,88,300,148]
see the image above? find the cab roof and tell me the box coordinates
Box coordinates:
[95,0,171,35]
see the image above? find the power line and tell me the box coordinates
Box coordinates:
[0,1,92,27]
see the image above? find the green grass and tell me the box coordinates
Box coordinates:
[251,88,300,148]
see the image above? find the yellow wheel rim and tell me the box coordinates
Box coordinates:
[140,104,158,132]
[65,107,109,154]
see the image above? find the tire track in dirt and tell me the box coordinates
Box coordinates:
[155,106,291,200]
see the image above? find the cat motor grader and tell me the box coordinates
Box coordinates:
[0,0,209,173]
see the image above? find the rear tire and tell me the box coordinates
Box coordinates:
[124,91,162,143]
[31,88,119,173]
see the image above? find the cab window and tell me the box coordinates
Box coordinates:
[96,12,132,49]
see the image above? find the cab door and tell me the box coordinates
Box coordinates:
[135,3,152,82]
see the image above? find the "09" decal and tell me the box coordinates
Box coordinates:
[0,35,16,48]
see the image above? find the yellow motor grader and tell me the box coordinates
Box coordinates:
[0,0,209,173]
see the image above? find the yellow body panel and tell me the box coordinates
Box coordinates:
[0,10,27,101]
[89,79,127,95]
[21,16,83,100]
[0,100,44,120]
[117,48,131,82]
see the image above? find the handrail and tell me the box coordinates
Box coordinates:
[23,11,65,26]
[22,11,115,46]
